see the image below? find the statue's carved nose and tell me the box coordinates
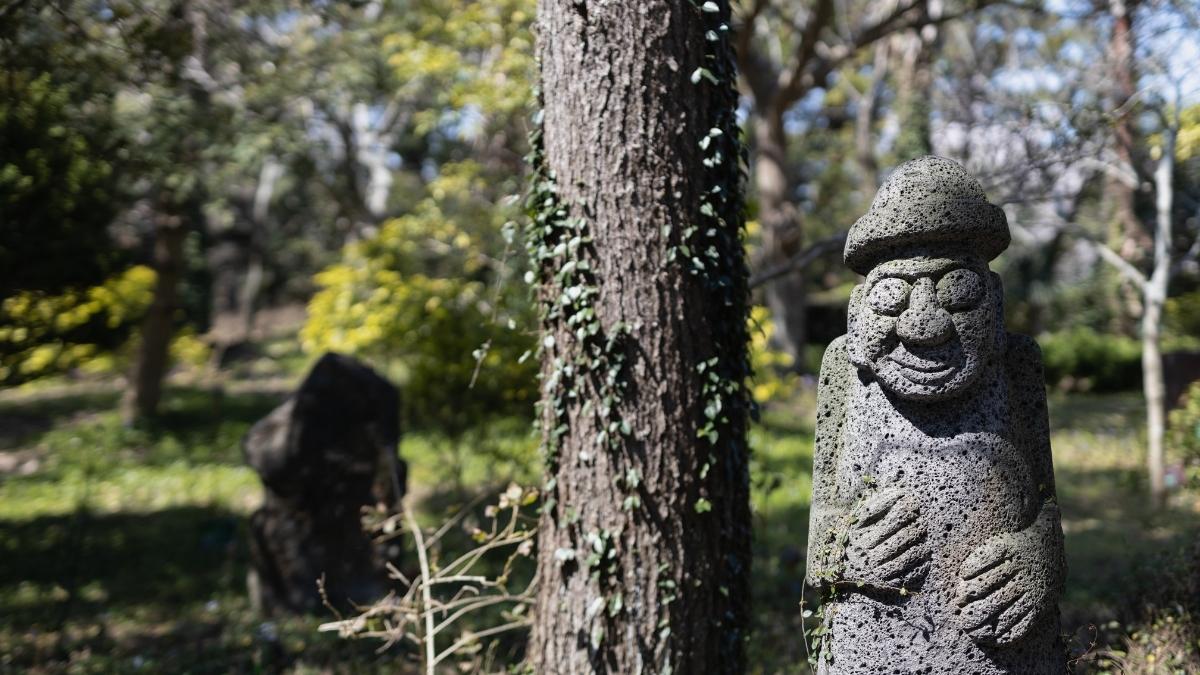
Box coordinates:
[896,278,953,347]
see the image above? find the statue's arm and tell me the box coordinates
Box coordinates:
[1006,333,1058,504]
[1007,333,1065,579]
[806,336,851,587]
[955,334,1066,645]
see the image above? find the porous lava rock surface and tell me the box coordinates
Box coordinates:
[806,156,1066,674]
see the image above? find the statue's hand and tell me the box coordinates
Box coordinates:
[954,504,1064,646]
[843,487,929,591]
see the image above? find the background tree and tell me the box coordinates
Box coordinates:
[528,1,753,670]
[733,0,1009,367]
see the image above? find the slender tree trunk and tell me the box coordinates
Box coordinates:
[754,106,808,369]
[352,101,395,221]
[854,42,888,193]
[891,26,937,162]
[1144,124,1174,507]
[530,2,752,672]
[122,216,187,424]
[238,157,280,341]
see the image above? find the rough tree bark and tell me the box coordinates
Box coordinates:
[529,1,752,672]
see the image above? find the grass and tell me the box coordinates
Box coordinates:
[0,379,1196,673]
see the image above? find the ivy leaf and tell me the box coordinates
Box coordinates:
[690,67,719,85]
[694,498,712,513]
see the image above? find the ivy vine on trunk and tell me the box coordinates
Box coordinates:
[527,1,752,672]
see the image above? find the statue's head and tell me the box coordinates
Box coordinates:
[844,156,1010,402]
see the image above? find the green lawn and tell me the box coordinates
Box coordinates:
[0,381,1195,673]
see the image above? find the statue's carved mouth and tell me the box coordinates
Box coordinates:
[887,344,961,383]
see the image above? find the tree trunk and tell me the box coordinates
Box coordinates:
[530,2,752,672]
[754,106,808,369]
[1107,0,1150,257]
[1143,124,1174,507]
[237,157,280,341]
[854,41,889,193]
[891,27,936,163]
[122,216,187,424]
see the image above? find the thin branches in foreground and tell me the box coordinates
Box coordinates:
[319,484,539,674]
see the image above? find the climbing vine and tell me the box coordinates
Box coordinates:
[523,102,633,471]
[523,90,637,655]
[524,1,753,667]
[675,0,755,664]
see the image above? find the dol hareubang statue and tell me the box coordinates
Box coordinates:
[806,156,1066,673]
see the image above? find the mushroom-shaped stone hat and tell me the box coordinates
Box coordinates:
[844,155,1010,275]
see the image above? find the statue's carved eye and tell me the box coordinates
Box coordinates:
[868,277,911,316]
[936,268,985,311]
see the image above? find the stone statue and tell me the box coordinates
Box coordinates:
[806,156,1066,673]
[244,352,406,615]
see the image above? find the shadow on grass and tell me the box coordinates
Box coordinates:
[0,505,412,673]
[747,412,817,672]
[0,388,122,450]
[1056,464,1199,630]
[0,505,247,629]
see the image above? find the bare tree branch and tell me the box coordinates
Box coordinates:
[750,232,848,288]
[1073,226,1149,289]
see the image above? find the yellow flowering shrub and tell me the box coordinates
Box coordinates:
[0,266,156,384]
[302,162,536,429]
[748,305,800,405]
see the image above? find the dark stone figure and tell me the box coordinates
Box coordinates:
[244,352,405,615]
[806,157,1066,674]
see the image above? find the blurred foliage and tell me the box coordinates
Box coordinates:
[0,267,155,386]
[302,162,537,431]
[383,0,534,128]
[0,266,211,387]
[1039,328,1143,392]
[1166,291,1200,339]
[748,306,800,405]
[1169,381,1200,480]
[297,0,537,434]
[0,72,123,294]
[1177,105,1200,162]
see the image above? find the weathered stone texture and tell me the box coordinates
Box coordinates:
[807,156,1066,674]
[244,352,405,615]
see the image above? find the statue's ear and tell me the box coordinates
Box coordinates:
[989,271,1007,355]
[846,283,869,368]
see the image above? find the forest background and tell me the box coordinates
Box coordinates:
[2,0,1200,672]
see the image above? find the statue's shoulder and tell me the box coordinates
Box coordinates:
[819,334,851,375]
[816,335,853,409]
[1004,332,1045,377]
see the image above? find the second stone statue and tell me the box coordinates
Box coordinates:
[806,156,1066,674]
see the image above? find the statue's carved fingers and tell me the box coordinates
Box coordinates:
[872,522,924,566]
[957,558,1017,603]
[851,488,905,527]
[875,536,929,586]
[959,539,1012,581]
[857,500,919,550]
[843,488,928,590]
[992,592,1040,645]
[958,571,1027,644]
